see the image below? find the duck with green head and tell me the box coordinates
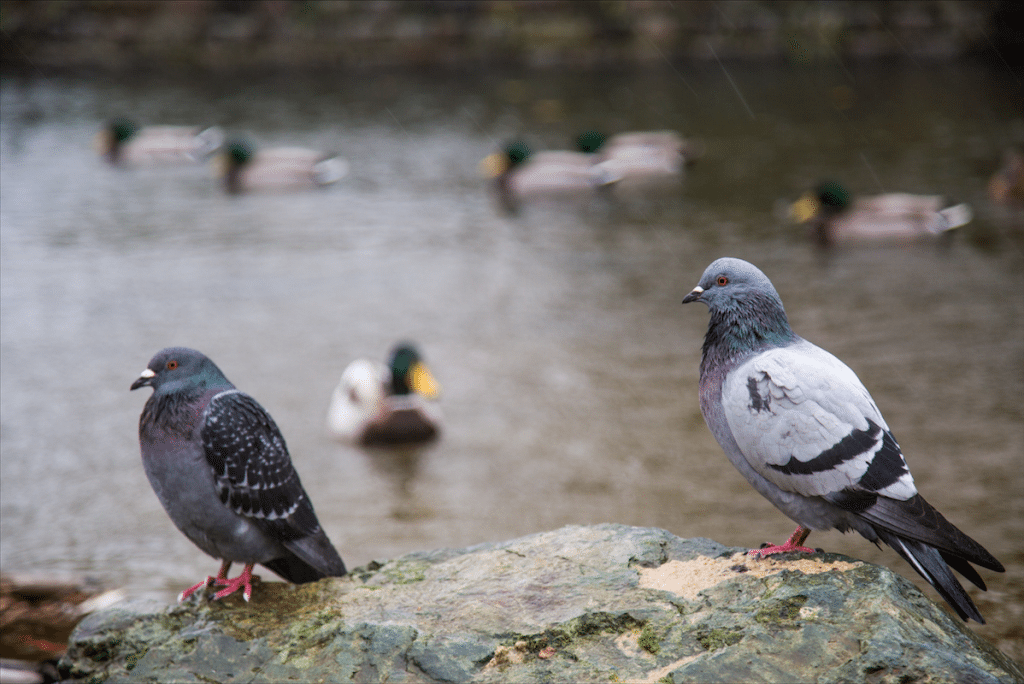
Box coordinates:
[480,133,609,213]
[217,138,349,194]
[96,118,224,166]
[790,180,972,247]
[327,343,442,445]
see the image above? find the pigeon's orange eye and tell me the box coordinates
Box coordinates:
[717,276,729,286]
[166,360,178,370]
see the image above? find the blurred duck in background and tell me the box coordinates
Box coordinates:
[594,130,703,189]
[216,138,349,194]
[988,149,1024,207]
[790,180,972,247]
[327,343,442,446]
[96,118,224,166]
[480,130,703,213]
[480,137,607,213]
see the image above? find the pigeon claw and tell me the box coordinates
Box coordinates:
[178,576,217,603]
[747,543,816,558]
[747,525,815,558]
[210,563,257,601]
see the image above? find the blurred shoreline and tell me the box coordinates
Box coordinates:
[2,0,1021,75]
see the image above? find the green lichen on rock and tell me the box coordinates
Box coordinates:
[754,594,808,628]
[371,558,430,585]
[695,626,744,651]
[58,524,1024,683]
[638,622,661,654]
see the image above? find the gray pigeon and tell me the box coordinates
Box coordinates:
[681,257,1003,623]
[131,347,347,601]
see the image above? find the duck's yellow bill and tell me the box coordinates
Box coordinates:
[789,192,820,223]
[93,130,111,155]
[212,151,229,179]
[410,362,440,399]
[478,153,508,179]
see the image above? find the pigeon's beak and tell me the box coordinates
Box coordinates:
[131,368,156,391]
[681,286,704,304]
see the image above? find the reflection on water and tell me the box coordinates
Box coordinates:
[1,65,1022,658]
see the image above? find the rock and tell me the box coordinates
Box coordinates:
[58,524,1022,683]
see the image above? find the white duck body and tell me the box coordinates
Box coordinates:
[219,144,349,193]
[503,150,603,197]
[594,130,693,193]
[98,124,225,165]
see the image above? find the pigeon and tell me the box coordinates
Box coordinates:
[681,257,1004,623]
[131,347,347,601]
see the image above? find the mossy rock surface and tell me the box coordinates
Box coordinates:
[59,524,1022,683]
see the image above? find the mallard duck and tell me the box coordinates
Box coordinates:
[594,130,702,186]
[479,137,608,213]
[988,149,1024,207]
[327,343,442,445]
[216,138,349,194]
[790,181,972,247]
[96,118,224,166]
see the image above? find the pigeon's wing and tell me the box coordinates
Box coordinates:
[201,390,346,578]
[201,389,322,540]
[721,342,917,503]
[723,341,1004,613]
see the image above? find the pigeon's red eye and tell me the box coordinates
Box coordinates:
[166,360,178,370]
[717,276,729,286]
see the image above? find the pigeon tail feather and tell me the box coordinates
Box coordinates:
[873,527,984,623]
[857,494,1004,573]
[280,532,348,580]
[262,546,344,584]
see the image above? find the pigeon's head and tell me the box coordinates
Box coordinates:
[388,343,440,398]
[683,258,795,351]
[682,258,787,316]
[131,347,231,395]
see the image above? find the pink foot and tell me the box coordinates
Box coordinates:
[211,563,257,601]
[747,525,815,558]
[178,576,219,602]
[177,560,257,602]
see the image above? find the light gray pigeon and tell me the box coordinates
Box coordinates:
[681,257,1003,623]
[131,347,347,601]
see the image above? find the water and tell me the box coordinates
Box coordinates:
[1,65,1021,658]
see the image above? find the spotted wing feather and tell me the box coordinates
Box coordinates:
[201,390,320,540]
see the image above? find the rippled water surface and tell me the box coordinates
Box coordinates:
[1,65,1022,657]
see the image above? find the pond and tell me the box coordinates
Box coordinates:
[1,63,1021,657]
